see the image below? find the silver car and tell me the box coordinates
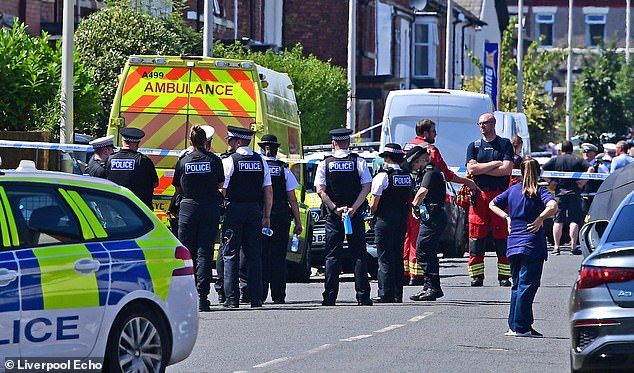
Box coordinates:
[570,190,634,373]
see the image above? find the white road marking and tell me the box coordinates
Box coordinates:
[305,344,333,355]
[339,334,373,342]
[408,312,434,322]
[374,324,405,333]
[253,357,289,368]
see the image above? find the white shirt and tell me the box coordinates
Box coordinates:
[371,164,401,196]
[222,146,272,188]
[262,155,300,192]
[314,149,372,187]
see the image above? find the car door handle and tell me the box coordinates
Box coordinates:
[0,268,18,286]
[74,258,100,274]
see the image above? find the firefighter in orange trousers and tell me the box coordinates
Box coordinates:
[403,119,478,285]
[465,113,514,286]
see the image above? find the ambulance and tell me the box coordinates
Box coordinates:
[107,55,312,281]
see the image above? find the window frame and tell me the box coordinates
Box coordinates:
[585,14,607,47]
[535,13,554,47]
[412,21,436,79]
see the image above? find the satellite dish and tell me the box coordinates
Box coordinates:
[410,0,427,11]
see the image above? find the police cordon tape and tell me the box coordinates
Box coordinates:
[0,139,609,180]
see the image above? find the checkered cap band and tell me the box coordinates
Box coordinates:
[227,131,252,140]
[383,146,403,154]
[332,135,350,141]
[122,137,141,143]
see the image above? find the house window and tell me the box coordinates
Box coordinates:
[413,22,436,78]
[585,14,606,47]
[535,14,554,46]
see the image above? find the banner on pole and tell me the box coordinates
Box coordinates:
[483,42,499,110]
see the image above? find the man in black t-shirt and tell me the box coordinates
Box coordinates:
[465,113,514,287]
[542,140,591,255]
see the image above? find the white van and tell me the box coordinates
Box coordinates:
[494,111,531,155]
[379,89,494,170]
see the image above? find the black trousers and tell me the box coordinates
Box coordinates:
[178,199,219,300]
[215,244,247,300]
[222,202,263,304]
[416,208,448,279]
[374,215,406,301]
[262,209,292,302]
[323,211,370,302]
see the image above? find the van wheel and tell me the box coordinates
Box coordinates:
[444,210,468,258]
[104,303,170,373]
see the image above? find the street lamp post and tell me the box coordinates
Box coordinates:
[346,0,356,131]
[565,0,574,140]
[203,0,213,57]
[517,0,524,112]
[60,0,74,172]
[627,0,631,64]
[444,0,453,89]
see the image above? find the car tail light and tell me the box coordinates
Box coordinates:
[577,266,634,289]
[574,319,621,327]
[172,246,194,276]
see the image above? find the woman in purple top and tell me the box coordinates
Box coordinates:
[489,157,558,338]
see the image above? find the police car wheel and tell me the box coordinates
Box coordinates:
[104,303,171,373]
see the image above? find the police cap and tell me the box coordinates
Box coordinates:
[89,135,115,149]
[581,143,598,153]
[258,134,280,148]
[405,145,429,164]
[120,127,145,143]
[379,143,404,158]
[603,143,617,154]
[225,125,255,140]
[200,125,215,141]
[329,128,353,141]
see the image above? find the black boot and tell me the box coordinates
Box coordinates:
[411,275,443,301]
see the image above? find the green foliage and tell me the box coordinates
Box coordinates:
[0,22,103,136]
[213,43,348,145]
[75,0,202,135]
[462,17,564,147]
[573,46,632,143]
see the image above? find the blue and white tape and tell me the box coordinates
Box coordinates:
[0,139,610,180]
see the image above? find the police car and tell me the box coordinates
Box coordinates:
[0,161,198,372]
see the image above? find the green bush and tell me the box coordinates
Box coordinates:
[215,43,347,145]
[0,22,102,135]
[74,0,201,135]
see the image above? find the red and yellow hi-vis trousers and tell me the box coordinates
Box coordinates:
[404,203,424,279]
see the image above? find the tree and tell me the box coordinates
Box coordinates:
[213,43,348,145]
[463,17,564,147]
[74,0,201,135]
[0,22,102,135]
[571,47,630,144]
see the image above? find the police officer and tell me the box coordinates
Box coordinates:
[172,125,224,312]
[369,143,411,303]
[580,142,601,217]
[86,135,115,178]
[315,128,373,306]
[407,145,449,301]
[106,127,158,210]
[258,134,303,304]
[221,126,273,308]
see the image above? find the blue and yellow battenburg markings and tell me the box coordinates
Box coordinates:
[3,239,179,313]
[0,251,20,312]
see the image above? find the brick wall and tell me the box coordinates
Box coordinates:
[284,0,349,68]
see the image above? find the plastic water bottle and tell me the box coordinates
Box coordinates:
[419,204,430,222]
[290,234,300,252]
[262,227,274,236]
[342,210,353,235]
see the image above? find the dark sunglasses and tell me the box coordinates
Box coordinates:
[477,119,495,126]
